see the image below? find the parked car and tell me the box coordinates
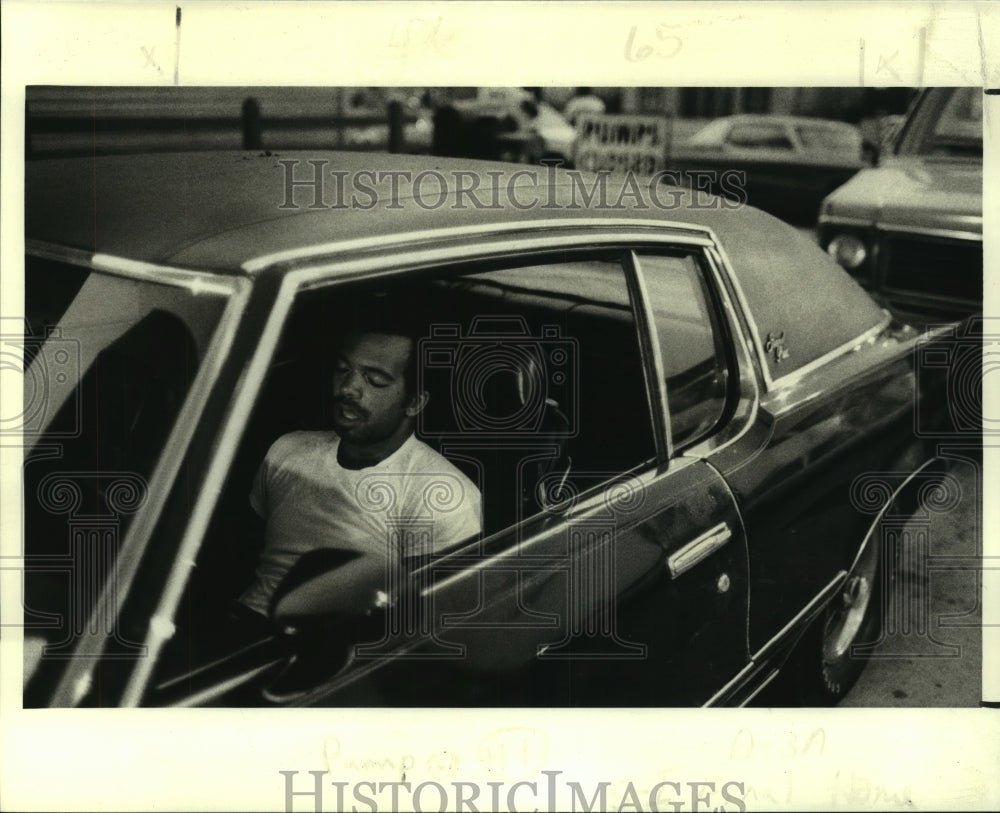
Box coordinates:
[21,151,968,709]
[818,87,983,317]
[670,114,866,225]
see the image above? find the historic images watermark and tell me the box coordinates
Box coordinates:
[280,770,748,813]
[276,158,747,212]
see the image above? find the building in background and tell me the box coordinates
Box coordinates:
[25,86,918,160]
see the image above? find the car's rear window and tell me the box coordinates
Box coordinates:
[795,124,861,154]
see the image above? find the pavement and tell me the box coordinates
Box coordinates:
[840,455,983,707]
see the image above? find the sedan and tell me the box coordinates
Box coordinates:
[670,114,866,225]
[20,151,971,708]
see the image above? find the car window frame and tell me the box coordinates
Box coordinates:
[630,248,741,454]
[894,87,983,161]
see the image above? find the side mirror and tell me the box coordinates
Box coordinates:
[263,548,393,702]
[269,548,388,623]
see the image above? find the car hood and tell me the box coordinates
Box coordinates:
[821,156,982,237]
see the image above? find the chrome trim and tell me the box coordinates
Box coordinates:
[679,246,761,461]
[850,456,944,576]
[118,276,295,707]
[174,659,287,708]
[765,311,893,406]
[703,661,756,707]
[751,570,847,663]
[289,232,717,293]
[877,222,982,242]
[704,230,775,389]
[817,215,875,230]
[628,251,673,461]
[739,668,781,707]
[289,636,430,707]
[667,522,732,578]
[428,462,691,594]
[703,569,847,707]
[242,218,716,274]
[817,217,983,243]
[25,239,241,296]
[50,275,251,706]
[706,230,897,395]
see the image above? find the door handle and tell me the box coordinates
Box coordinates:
[667,522,732,579]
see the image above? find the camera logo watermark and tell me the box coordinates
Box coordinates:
[418,316,578,440]
[1,317,81,439]
[914,317,996,438]
[11,471,149,660]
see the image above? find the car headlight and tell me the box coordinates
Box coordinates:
[826,233,868,270]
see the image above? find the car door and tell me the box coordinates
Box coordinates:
[258,241,754,708]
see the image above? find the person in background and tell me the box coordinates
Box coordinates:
[564,87,606,127]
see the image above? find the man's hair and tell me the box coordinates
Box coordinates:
[336,293,426,396]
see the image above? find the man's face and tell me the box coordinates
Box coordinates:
[332,332,417,446]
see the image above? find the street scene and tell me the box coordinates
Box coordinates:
[18,85,984,712]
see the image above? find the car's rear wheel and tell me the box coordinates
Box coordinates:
[794,530,889,704]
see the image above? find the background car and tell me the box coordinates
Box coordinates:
[818,87,983,317]
[21,151,968,709]
[670,114,866,225]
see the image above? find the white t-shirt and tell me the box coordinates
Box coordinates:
[239,431,482,616]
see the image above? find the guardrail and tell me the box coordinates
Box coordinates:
[25,96,417,159]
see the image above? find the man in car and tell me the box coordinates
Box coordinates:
[233,318,482,630]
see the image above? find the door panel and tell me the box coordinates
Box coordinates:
[307,458,749,707]
[721,353,917,653]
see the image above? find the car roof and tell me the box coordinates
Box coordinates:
[26,151,886,383]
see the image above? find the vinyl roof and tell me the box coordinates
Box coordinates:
[26,150,749,272]
[25,150,886,381]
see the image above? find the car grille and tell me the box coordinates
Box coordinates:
[879,234,982,308]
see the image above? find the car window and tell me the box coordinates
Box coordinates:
[425,258,655,507]
[148,255,658,702]
[898,87,983,159]
[725,122,794,150]
[929,87,982,156]
[794,124,861,154]
[635,253,731,449]
[687,119,730,146]
[21,255,232,696]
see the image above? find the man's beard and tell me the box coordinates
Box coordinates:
[333,398,402,446]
